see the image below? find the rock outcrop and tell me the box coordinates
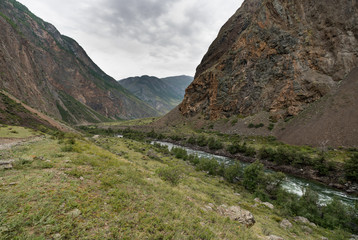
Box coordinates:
[217,204,255,227]
[180,0,358,120]
[0,0,158,124]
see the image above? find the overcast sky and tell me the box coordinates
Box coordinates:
[17,0,243,79]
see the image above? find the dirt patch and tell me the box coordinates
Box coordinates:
[0,136,44,150]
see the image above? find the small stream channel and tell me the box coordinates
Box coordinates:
[153,141,358,206]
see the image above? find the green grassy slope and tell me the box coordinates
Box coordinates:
[0,130,353,239]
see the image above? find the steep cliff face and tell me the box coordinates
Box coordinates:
[180,0,358,120]
[0,0,158,124]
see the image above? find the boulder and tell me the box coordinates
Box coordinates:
[217,205,255,227]
[280,219,293,229]
[262,202,274,209]
[268,235,285,240]
[66,208,82,218]
[294,216,316,227]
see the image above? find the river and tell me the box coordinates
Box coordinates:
[153,141,358,206]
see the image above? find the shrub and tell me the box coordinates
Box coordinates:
[262,172,286,198]
[147,129,158,138]
[171,147,188,160]
[313,155,330,176]
[258,147,275,161]
[61,144,75,152]
[13,158,32,169]
[157,166,183,186]
[208,137,223,150]
[187,136,196,145]
[244,146,256,157]
[344,154,358,182]
[243,161,264,191]
[231,119,238,126]
[222,162,242,183]
[248,123,264,128]
[196,135,208,147]
[169,135,182,141]
[227,143,256,157]
[268,123,275,131]
[187,154,200,165]
[196,158,219,175]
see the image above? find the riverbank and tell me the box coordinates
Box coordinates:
[161,138,358,195]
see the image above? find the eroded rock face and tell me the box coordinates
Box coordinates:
[180,0,358,120]
[0,0,158,123]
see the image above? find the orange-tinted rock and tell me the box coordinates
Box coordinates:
[180,0,358,120]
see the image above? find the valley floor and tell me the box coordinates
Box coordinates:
[0,127,354,239]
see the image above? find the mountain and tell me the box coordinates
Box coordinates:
[277,67,358,147]
[0,0,159,124]
[160,75,194,98]
[179,0,358,121]
[119,75,193,115]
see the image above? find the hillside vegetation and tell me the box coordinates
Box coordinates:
[0,127,355,239]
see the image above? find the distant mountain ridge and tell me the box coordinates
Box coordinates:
[0,0,159,124]
[119,75,193,115]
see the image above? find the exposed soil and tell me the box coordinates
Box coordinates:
[0,136,44,150]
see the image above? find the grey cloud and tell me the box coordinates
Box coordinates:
[17,0,242,79]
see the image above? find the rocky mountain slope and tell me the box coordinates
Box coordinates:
[180,0,358,121]
[277,67,358,147]
[0,0,159,124]
[119,75,192,115]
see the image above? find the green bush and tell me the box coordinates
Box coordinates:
[208,137,223,150]
[61,144,75,152]
[227,143,256,157]
[268,123,275,131]
[344,154,358,182]
[171,147,188,160]
[248,123,264,128]
[313,155,330,176]
[222,162,242,183]
[170,135,183,141]
[196,158,219,175]
[197,135,208,147]
[156,166,183,186]
[243,161,264,191]
[187,136,196,145]
[187,154,200,165]
[261,172,286,198]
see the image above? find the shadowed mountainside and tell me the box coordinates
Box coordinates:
[119,75,193,115]
[0,0,159,124]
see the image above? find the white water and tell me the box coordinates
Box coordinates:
[153,141,358,206]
